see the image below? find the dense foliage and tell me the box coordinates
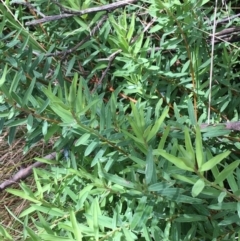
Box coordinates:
[1,0,240,240]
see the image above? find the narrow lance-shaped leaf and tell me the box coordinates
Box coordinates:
[214,160,240,184]
[145,146,157,185]
[195,125,204,170]
[68,73,78,107]
[22,77,36,106]
[70,209,82,241]
[147,106,169,142]
[93,198,99,240]
[199,151,231,172]
[75,133,91,147]
[133,33,144,55]
[0,224,13,241]
[184,127,194,162]
[156,149,194,172]
[127,12,135,42]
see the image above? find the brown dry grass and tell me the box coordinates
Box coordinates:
[0,127,55,240]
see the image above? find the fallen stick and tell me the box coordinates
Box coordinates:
[25,0,138,26]
[201,121,240,131]
[0,152,58,191]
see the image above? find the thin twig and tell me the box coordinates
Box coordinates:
[130,17,157,44]
[25,0,138,26]
[215,13,240,25]
[210,27,240,44]
[91,50,122,93]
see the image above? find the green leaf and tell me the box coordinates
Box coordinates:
[25,227,42,241]
[66,55,76,76]
[133,33,144,55]
[149,25,163,33]
[0,224,13,241]
[156,149,194,171]
[201,125,231,138]
[199,151,231,172]
[50,103,74,123]
[122,129,145,144]
[148,181,175,192]
[191,179,205,197]
[22,77,36,106]
[145,147,157,185]
[214,160,240,184]
[158,125,170,149]
[8,126,17,145]
[130,197,152,231]
[100,171,136,189]
[184,127,195,162]
[38,234,75,241]
[78,184,94,209]
[175,214,207,222]
[34,157,58,165]
[42,120,48,135]
[29,205,65,217]
[237,202,240,218]
[70,209,82,241]
[147,107,169,142]
[0,64,9,87]
[122,227,136,241]
[84,140,98,156]
[7,189,41,204]
[218,191,227,203]
[27,114,33,131]
[188,99,196,125]
[127,13,135,42]
[92,198,99,240]
[68,72,78,106]
[195,125,204,170]
[75,133,91,146]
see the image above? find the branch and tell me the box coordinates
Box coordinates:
[201,121,240,131]
[46,14,108,57]
[25,0,138,26]
[215,13,240,25]
[91,49,122,93]
[210,27,240,44]
[0,152,59,191]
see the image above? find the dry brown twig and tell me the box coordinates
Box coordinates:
[0,152,59,191]
[91,50,122,93]
[25,0,138,26]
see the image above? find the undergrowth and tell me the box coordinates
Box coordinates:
[1,0,240,240]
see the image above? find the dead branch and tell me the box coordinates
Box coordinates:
[91,50,122,93]
[0,152,58,191]
[25,0,138,26]
[201,121,240,131]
